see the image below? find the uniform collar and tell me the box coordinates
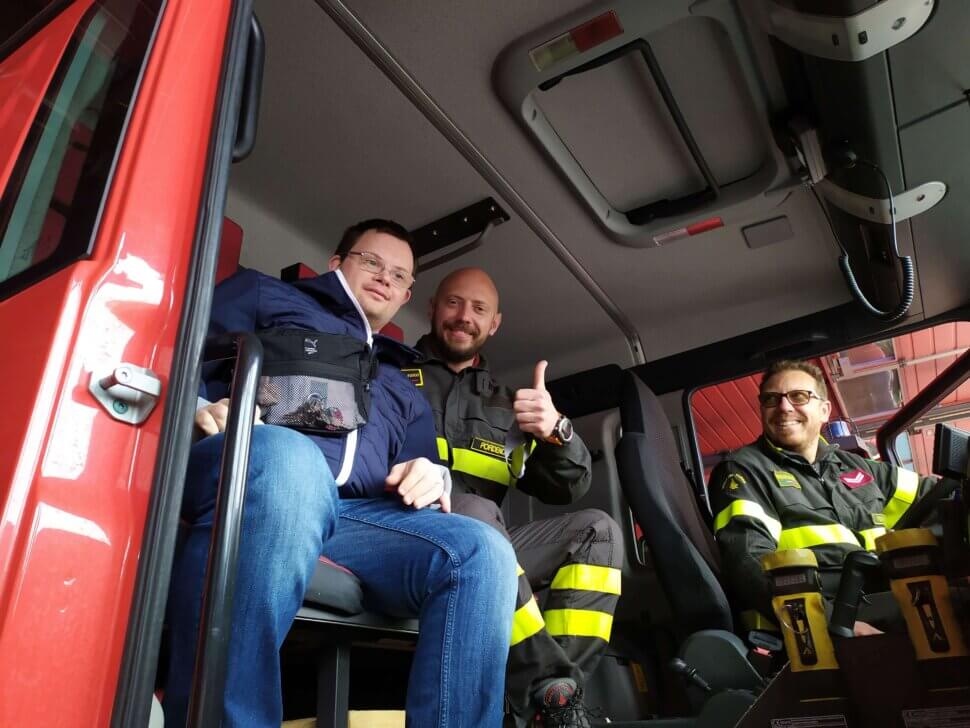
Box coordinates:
[758,434,837,467]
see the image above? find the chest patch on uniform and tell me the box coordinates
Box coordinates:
[722,473,746,492]
[401,368,424,387]
[773,470,800,489]
[470,436,505,460]
[840,469,874,489]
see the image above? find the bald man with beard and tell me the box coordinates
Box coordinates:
[406,267,624,728]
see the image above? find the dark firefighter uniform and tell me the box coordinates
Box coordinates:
[710,436,936,619]
[409,335,623,715]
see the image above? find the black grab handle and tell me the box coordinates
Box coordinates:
[187,332,264,727]
[232,15,265,163]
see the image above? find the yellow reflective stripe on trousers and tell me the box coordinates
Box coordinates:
[510,597,544,645]
[713,500,782,541]
[550,564,622,595]
[860,527,887,551]
[544,609,614,641]
[436,437,449,462]
[451,447,512,486]
[777,523,859,550]
[883,467,919,528]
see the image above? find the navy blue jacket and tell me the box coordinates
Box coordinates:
[202,268,436,498]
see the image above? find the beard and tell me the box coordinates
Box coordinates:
[433,322,487,363]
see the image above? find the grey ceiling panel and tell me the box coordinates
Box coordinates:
[889,1,970,127]
[900,103,970,318]
[345,0,853,360]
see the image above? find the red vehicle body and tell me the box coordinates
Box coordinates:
[0,1,237,723]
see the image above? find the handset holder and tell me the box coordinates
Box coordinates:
[829,550,882,639]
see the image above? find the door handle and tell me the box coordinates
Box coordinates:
[90,364,162,424]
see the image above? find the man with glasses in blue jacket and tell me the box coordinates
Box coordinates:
[165,219,517,728]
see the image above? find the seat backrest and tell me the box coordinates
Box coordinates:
[615,371,733,636]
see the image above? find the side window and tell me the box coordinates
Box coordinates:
[0,0,162,301]
[691,321,970,479]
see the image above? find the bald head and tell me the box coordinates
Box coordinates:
[433,268,500,309]
[429,267,502,371]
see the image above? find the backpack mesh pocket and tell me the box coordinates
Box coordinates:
[258,374,366,433]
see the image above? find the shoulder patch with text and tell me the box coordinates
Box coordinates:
[840,468,874,489]
[401,368,424,387]
[470,437,505,460]
[773,470,801,489]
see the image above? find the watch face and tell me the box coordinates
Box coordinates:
[558,417,574,442]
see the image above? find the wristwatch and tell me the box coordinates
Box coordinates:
[545,414,574,446]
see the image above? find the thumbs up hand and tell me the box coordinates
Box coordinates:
[514,360,558,439]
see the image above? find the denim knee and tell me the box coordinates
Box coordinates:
[244,426,338,539]
[453,516,517,591]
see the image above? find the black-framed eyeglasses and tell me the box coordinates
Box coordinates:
[344,251,414,289]
[758,389,825,408]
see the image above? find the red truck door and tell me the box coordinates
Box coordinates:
[0,0,247,724]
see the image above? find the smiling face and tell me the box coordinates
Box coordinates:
[328,229,413,330]
[760,368,832,462]
[429,267,502,371]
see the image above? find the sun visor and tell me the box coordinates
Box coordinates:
[494,0,797,246]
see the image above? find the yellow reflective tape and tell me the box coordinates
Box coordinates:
[436,437,449,462]
[510,597,544,646]
[860,527,887,551]
[713,500,782,541]
[516,563,525,577]
[883,467,919,528]
[452,447,512,486]
[550,564,622,595]
[777,523,859,550]
[544,609,614,641]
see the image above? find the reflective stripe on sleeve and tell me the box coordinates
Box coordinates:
[436,437,449,462]
[713,500,782,541]
[777,523,859,550]
[882,467,919,528]
[544,609,613,642]
[550,564,622,595]
[510,597,545,645]
[860,527,887,551]
[451,447,512,486]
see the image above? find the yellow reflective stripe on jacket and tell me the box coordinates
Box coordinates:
[777,523,859,550]
[451,447,512,486]
[510,597,544,645]
[516,563,525,577]
[436,437,449,462]
[550,564,622,595]
[860,527,887,551]
[713,500,782,541]
[544,609,613,641]
[883,467,919,528]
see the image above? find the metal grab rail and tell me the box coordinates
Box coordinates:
[187,332,263,727]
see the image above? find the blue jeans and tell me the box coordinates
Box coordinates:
[164,426,516,728]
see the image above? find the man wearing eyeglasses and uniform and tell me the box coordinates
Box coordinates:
[709,359,937,636]
[409,267,623,728]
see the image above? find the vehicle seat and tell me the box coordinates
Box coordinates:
[614,371,733,638]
